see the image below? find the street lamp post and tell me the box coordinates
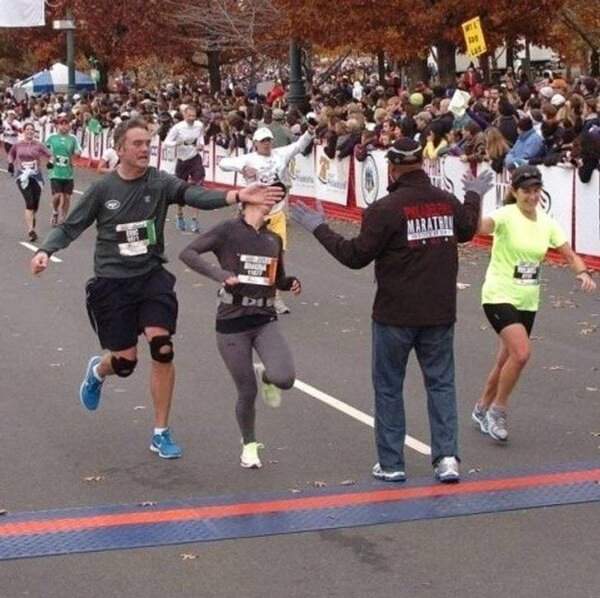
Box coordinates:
[288,39,306,110]
[53,10,76,100]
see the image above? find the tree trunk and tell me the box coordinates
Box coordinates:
[436,40,456,86]
[377,50,386,84]
[405,57,429,87]
[591,48,600,77]
[207,49,221,94]
[505,37,515,72]
[480,53,491,84]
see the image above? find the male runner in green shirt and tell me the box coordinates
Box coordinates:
[45,114,82,225]
[31,117,283,460]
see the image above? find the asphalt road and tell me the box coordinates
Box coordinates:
[0,161,599,598]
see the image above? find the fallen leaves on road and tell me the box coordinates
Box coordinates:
[550,296,578,309]
[0,509,7,516]
[456,282,471,290]
[340,479,356,486]
[83,475,104,483]
[180,553,199,560]
[134,405,146,410]
[543,365,567,371]
[139,501,157,507]
[586,387,599,392]
[311,480,327,488]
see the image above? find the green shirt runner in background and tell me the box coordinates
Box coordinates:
[45,133,82,180]
[481,204,567,312]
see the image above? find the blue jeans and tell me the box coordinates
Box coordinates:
[372,321,458,470]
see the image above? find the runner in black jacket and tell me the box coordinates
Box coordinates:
[291,138,493,483]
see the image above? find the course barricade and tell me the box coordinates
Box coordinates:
[32,124,600,267]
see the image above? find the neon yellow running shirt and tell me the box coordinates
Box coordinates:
[481,204,567,311]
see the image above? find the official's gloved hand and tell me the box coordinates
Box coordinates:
[7,163,14,175]
[290,200,326,233]
[462,169,494,197]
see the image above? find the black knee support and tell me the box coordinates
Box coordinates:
[149,335,174,363]
[111,355,137,377]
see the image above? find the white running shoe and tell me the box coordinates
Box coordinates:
[486,408,508,441]
[253,362,282,408]
[240,441,264,469]
[471,403,489,434]
[434,456,460,483]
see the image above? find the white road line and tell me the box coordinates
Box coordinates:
[294,378,432,456]
[19,242,62,263]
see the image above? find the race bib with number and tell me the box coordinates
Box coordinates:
[21,160,39,174]
[237,254,277,286]
[115,220,157,256]
[513,261,540,285]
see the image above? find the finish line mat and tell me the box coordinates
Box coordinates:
[1,462,599,560]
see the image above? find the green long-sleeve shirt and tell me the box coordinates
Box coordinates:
[39,167,228,278]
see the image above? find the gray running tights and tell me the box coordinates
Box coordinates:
[216,320,295,443]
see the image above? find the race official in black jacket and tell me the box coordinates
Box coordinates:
[291,138,493,484]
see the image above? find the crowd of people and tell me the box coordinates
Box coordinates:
[0,61,598,483]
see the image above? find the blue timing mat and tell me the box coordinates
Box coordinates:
[1,462,599,560]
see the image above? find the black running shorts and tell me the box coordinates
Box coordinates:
[175,154,205,184]
[85,268,178,351]
[50,179,74,194]
[17,179,42,211]
[483,303,536,336]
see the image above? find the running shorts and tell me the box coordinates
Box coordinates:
[50,179,74,194]
[483,303,536,336]
[175,154,205,184]
[85,267,178,351]
[266,210,287,250]
[17,179,42,211]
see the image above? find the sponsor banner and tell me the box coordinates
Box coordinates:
[149,136,160,168]
[354,150,388,208]
[315,146,350,206]
[160,142,177,175]
[423,157,471,202]
[537,165,574,246]
[213,145,237,186]
[289,151,316,198]
[203,143,214,182]
[479,163,511,217]
[575,169,600,258]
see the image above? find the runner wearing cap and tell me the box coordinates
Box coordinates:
[291,138,494,484]
[45,115,81,226]
[7,122,52,241]
[472,165,596,442]
[219,123,315,314]
[164,105,206,233]
[179,195,301,469]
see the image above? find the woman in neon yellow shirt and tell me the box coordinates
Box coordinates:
[472,165,596,442]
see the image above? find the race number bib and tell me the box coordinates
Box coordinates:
[513,261,540,285]
[237,254,277,286]
[21,160,39,174]
[55,155,70,167]
[115,220,156,256]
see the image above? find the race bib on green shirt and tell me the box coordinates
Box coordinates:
[115,220,157,256]
[513,261,540,285]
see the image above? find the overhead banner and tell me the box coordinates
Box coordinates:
[0,0,45,27]
[315,146,350,206]
[355,151,388,208]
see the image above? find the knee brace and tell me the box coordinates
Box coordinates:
[149,335,174,363]
[111,355,138,377]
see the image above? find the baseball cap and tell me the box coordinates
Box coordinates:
[550,93,566,107]
[511,165,543,189]
[252,127,274,142]
[272,108,285,121]
[409,92,424,107]
[386,138,423,165]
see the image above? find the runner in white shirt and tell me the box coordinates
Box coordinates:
[164,105,205,233]
[97,146,119,173]
[219,122,315,313]
[2,110,21,155]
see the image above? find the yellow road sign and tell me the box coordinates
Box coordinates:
[462,16,487,57]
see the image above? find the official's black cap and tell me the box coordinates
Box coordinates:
[511,165,543,189]
[386,138,423,165]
